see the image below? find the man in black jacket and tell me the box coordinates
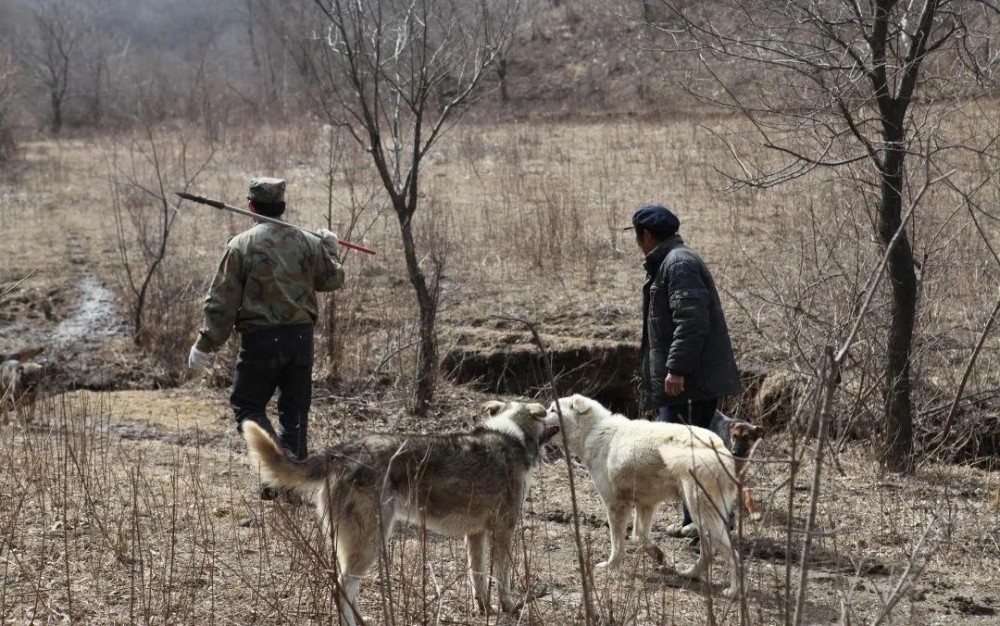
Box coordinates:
[632,204,742,535]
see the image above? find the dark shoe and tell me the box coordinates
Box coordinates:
[680,523,699,538]
[664,522,686,538]
[664,522,699,538]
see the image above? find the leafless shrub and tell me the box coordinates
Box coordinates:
[105,124,216,373]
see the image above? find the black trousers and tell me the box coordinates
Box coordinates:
[231,323,314,459]
[656,398,718,430]
[657,398,719,526]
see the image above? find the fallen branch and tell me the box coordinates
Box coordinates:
[0,269,37,300]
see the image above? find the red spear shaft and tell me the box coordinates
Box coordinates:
[175,191,376,255]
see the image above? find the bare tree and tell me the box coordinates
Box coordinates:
[654,0,1000,472]
[244,0,288,112]
[107,125,216,344]
[81,30,130,128]
[0,49,18,162]
[298,0,519,415]
[17,0,86,134]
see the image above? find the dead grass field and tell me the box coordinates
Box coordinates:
[1,114,998,624]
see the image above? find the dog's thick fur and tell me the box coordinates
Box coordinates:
[1,348,45,423]
[546,394,741,598]
[242,400,555,625]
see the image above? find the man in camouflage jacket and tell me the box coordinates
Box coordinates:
[189,177,345,467]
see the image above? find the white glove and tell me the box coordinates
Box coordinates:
[317,228,339,249]
[188,345,214,369]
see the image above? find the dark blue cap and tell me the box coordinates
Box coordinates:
[628,204,680,237]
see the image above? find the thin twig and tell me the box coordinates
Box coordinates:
[0,269,37,300]
[793,347,839,626]
[927,292,1000,456]
[869,517,938,626]
[492,314,596,626]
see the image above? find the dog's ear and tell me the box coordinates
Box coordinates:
[481,400,506,416]
[526,403,546,419]
[570,395,591,414]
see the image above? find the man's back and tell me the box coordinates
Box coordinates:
[228,223,344,333]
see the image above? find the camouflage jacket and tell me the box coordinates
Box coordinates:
[195,223,345,352]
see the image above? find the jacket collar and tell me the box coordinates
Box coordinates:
[643,234,685,274]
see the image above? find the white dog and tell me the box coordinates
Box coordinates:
[545,394,741,598]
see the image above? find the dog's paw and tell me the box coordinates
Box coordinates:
[677,564,701,580]
[722,586,739,599]
[749,511,763,522]
[596,558,621,569]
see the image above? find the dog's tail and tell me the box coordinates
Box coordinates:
[659,443,739,523]
[242,421,328,491]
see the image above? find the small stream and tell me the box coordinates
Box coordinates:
[50,274,124,346]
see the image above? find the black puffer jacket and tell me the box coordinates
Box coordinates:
[641,235,741,409]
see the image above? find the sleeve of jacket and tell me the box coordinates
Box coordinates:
[664,257,711,376]
[314,238,346,292]
[195,246,245,352]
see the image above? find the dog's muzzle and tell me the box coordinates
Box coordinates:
[541,425,560,443]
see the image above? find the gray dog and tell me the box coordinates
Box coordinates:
[242,399,558,626]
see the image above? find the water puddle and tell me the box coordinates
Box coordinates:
[50,275,123,346]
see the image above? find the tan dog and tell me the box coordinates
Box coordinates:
[709,410,764,520]
[545,394,741,598]
[242,400,558,626]
[1,347,45,423]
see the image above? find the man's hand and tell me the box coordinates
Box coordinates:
[664,373,685,397]
[188,345,214,369]
[317,228,339,249]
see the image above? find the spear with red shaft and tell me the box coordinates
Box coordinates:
[175,191,376,255]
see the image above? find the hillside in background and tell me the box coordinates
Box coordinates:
[0,0,713,137]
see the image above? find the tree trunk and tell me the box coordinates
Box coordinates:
[878,138,917,473]
[326,293,339,380]
[496,56,508,102]
[51,91,62,134]
[415,290,438,416]
[396,206,438,417]
[91,59,104,126]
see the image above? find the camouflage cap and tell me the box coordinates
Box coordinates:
[248,177,286,204]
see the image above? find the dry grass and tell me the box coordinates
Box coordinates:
[1,110,998,623]
[1,389,996,624]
